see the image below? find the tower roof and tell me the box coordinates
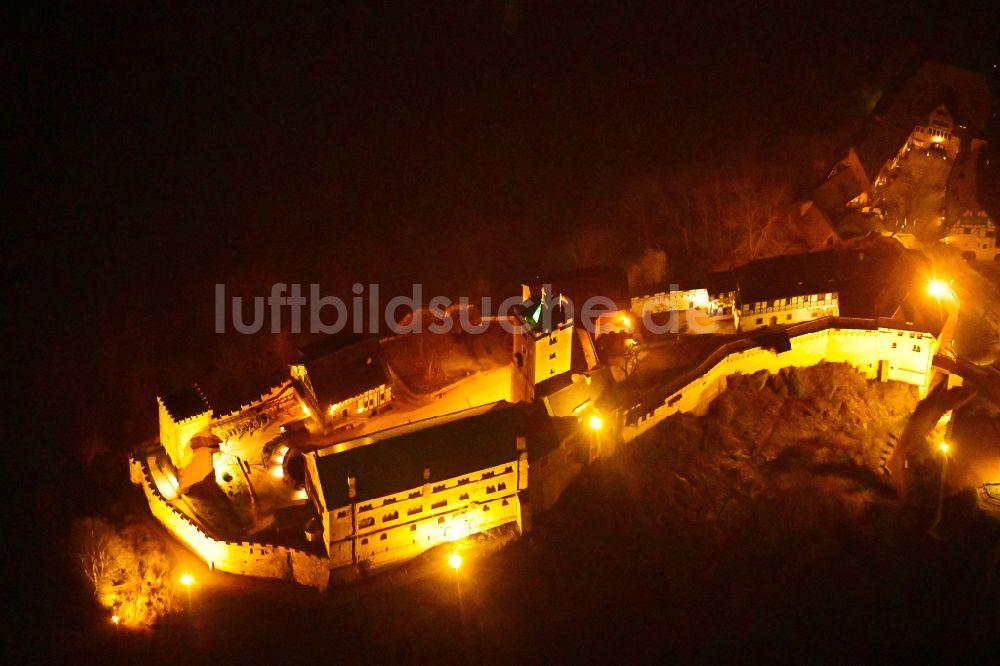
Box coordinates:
[312,403,528,508]
[159,385,211,422]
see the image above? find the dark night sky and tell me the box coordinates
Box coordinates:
[6,2,1000,657]
[11,2,998,312]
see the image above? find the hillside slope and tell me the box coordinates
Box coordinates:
[510,363,998,661]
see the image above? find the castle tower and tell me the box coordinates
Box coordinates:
[511,285,574,402]
[157,386,213,470]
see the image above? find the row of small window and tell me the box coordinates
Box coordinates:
[359,386,390,410]
[357,500,513,545]
[355,468,514,512]
[753,313,796,325]
[958,227,996,237]
[356,484,510,527]
[889,342,921,352]
[926,127,950,138]
[742,293,835,313]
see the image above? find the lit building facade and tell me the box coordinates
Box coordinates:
[736,291,840,332]
[909,105,961,160]
[726,250,911,333]
[943,209,998,262]
[706,270,738,320]
[304,404,529,572]
[631,288,710,317]
[292,335,393,429]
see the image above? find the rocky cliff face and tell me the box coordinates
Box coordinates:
[609,363,918,529]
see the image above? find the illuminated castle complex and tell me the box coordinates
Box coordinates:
[136,249,973,590]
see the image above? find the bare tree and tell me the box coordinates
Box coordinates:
[622,342,641,378]
[615,155,795,275]
[75,518,130,592]
[73,517,179,627]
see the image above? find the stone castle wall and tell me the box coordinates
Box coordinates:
[621,318,936,444]
[131,455,329,591]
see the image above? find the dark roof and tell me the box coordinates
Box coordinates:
[299,336,389,406]
[525,414,577,462]
[189,432,222,449]
[735,247,931,320]
[855,120,912,183]
[159,386,211,421]
[737,252,841,305]
[705,270,738,295]
[313,403,527,507]
[814,159,869,214]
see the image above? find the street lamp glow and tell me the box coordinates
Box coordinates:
[938,441,950,455]
[180,573,194,587]
[927,279,951,299]
[588,414,603,431]
[111,614,120,626]
[448,552,463,570]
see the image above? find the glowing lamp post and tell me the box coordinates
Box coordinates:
[587,410,604,462]
[449,550,468,658]
[180,572,195,605]
[588,414,603,432]
[927,278,959,353]
[927,279,951,299]
[111,614,120,631]
[587,413,604,462]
